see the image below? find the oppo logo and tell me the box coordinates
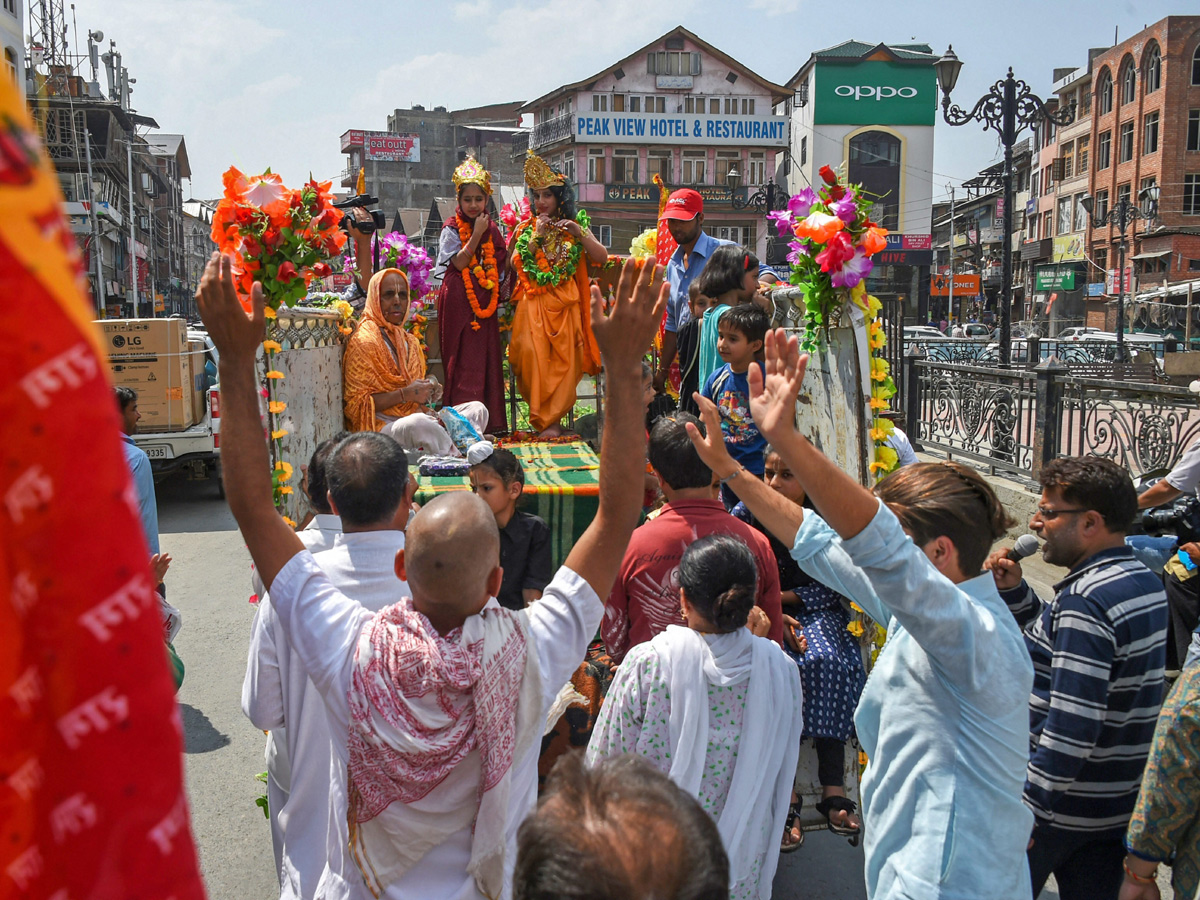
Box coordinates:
[835,85,919,101]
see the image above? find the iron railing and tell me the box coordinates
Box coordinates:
[530,115,574,150]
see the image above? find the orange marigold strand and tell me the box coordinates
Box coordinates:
[456,217,500,329]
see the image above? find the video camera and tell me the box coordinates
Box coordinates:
[334,194,387,235]
[1141,495,1200,544]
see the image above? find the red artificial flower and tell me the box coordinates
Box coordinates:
[277,260,298,283]
[819,165,839,186]
[241,235,263,258]
[828,185,846,200]
[312,261,332,278]
[862,226,889,256]
[263,228,283,250]
[815,231,855,273]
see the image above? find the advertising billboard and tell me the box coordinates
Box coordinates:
[573,113,788,146]
[340,130,421,162]
[814,61,937,126]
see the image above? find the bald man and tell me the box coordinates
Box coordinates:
[198,252,666,900]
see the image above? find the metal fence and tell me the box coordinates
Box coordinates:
[908,355,1200,484]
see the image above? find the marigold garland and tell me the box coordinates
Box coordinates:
[456,216,500,331]
[514,209,590,295]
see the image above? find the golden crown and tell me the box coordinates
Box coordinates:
[524,150,565,190]
[452,156,492,195]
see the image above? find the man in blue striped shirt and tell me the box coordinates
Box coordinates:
[987,456,1168,900]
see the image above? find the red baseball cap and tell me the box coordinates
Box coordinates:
[659,188,703,221]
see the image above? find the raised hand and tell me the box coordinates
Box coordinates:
[150,552,172,584]
[685,392,738,477]
[747,327,808,443]
[195,253,265,363]
[588,259,667,373]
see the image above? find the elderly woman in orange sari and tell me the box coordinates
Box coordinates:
[343,268,488,455]
[508,151,605,438]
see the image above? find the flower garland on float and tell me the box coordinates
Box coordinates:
[769,165,898,479]
[211,167,347,527]
[510,208,590,297]
[455,217,500,330]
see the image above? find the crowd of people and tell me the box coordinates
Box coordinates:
[164,152,1197,900]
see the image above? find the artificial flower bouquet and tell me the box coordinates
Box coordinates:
[341,231,435,316]
[772,165,898,477]
[211,167,347,312]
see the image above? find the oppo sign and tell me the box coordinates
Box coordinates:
[834,84,920,101]
[814,60,936,126]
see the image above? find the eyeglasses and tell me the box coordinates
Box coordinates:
[1035,506,1088,521]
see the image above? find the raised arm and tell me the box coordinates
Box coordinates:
[196,253,304,589]
[564,260,667,598]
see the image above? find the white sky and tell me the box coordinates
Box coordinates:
[54,0,1181,203]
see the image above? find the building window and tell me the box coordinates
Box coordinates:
[724,98,736,115]
[709,98,720,114]
[1031,169,1040,197]
[742,98,755,115]
[1185,175,1200,215]
[1097,131,1111,169]
[847,130,901,231]
[647,50,701,76]
[611,149,638,184]
[684,95,705,114]
[714,150,739,185]
[1117,183,1131,210]
[1060,141,1074,179]
[1073,193,1088,232]
[1188,110,1199,151]
[682,150,706,184]
[1095,188,1109,218]
[799,136,807,166]
[1056,197,1073,235]
[1080,89,1092,115]
[1144,44,1161,93]
[561,152,575,183]
[1118,121,1134,163]
[2,0,12,13]
[612,94,625,113]
[4,46,15,80]
[1193,46,1200,86]
[1076,134,1089,174]
[629,96,641,113]
[590,224,612,247]
[643,95,665,114]
[587,149,605,184]
[1120,61,1136,105]
[747,151,765,185]
[592,94,607,112]
[1042,164,1054,195]
[647,150,672,181]
[1041,211,1053,240]
[1142,111,1159,154]
[1140,176,1157,211]
[1097,69,1113,114]
[713,225,751,245]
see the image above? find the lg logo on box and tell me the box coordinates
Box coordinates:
[835,85,919,101]
[112,335,142,348]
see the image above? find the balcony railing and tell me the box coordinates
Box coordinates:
[530,114,574,151]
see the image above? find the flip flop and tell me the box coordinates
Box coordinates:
[815,796,861,838]
[780,798,804,853]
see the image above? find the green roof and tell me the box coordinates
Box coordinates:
[813,40,936,60]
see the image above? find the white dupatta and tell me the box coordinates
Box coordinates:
[657,625,803,899]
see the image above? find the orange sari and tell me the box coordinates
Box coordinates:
[508,221,601,431]
[343,268,427,432]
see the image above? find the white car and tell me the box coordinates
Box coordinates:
[1056,327,1104,341]
[904,326,948,341]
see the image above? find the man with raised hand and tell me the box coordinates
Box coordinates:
[197,252,664,900]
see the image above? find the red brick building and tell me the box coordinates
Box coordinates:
[1084,17,1200,331]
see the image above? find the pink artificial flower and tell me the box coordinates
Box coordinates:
[788,188,819,219]
[830,195,858,224]
[830,248,874,289]
[816,231,855,273]
[767,209,795,236]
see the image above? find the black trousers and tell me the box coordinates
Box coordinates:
[814,736,844,788]
[1027,821,1124,900]
[1164,570,1200,671]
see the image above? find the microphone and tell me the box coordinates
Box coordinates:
[1006,534,1040,562]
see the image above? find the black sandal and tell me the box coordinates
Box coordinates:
[815,796,861,839]
[780,797,804,853]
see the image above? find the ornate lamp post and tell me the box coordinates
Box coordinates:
[1080,184,1160,361]
[935,46,1075,367]
[727,168,788,264]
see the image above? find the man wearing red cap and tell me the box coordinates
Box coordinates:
[653,188,774,393]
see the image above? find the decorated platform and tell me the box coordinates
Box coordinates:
[413,439,599,567]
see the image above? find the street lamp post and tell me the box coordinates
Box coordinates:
[934,46,1075,367]
[1080,186,1159,362]
[726,168,787,264]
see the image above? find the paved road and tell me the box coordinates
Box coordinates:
[160,474,1173,900]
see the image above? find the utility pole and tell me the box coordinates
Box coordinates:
[947,183,955,326]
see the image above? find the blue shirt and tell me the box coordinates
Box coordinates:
[1000,548,1167,833]
[792,502,1034,900]
[700,362,767,475]
[664,232,769,333]
[122,434,160,555]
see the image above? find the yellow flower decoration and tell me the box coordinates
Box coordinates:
[279,486,293,495]
[266,370,285,379]
[264,307,277,319]
[869,418,896,442]
[850,601,864,613]
[271,429,289,440]
[850,281,868,310]
[274,461,294,481]
[870,357,891,382]
[268,401,287,414]
[847,621,865,638]
[868,395,889,410]
[869,328,886,351]
[871,445,899,476]
[262,340,282,353]
[282,515,297,528]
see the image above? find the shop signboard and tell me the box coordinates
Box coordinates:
[813,60,937,126]
[341,129,421,162]
[605,183,733,204]
[574,113,788,146]
[930,273,982,296]
[1035,265,1076,291]
[1086,282,1106,297]
[1106,267,1133,294]
[1052,234,1085,262]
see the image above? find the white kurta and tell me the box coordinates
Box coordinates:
[266,552,603,900]
[243,530,408,899]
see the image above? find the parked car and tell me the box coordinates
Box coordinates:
[964,323,992,339]
[904,326,949,341]
[1056,326,1103,341]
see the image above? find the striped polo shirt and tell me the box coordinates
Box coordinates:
[1001,546,1168,834]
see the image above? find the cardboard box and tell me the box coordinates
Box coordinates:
[98,318,199,431]
[188,340,207,424]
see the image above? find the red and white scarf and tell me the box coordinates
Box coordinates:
[347,596,542,898]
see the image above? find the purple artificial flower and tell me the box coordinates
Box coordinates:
[830,248,874,289]
[830,194,858,224]
[767,209,795,236]
[785,240,812,266]
[788,187,819,219]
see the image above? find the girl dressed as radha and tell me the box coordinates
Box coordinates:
[434,156,508,433]
[507,151,606,438]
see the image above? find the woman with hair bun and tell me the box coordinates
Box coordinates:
[586,533,803,900]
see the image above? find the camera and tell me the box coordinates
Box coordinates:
[1141,495,1200,544]
[334,194,387,234]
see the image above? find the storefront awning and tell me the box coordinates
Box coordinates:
[1131,250,1170,260]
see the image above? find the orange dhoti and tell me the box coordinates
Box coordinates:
[509,261,601,432]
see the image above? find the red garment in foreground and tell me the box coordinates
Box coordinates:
[0,76,205,900]
[601,499,784,664]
